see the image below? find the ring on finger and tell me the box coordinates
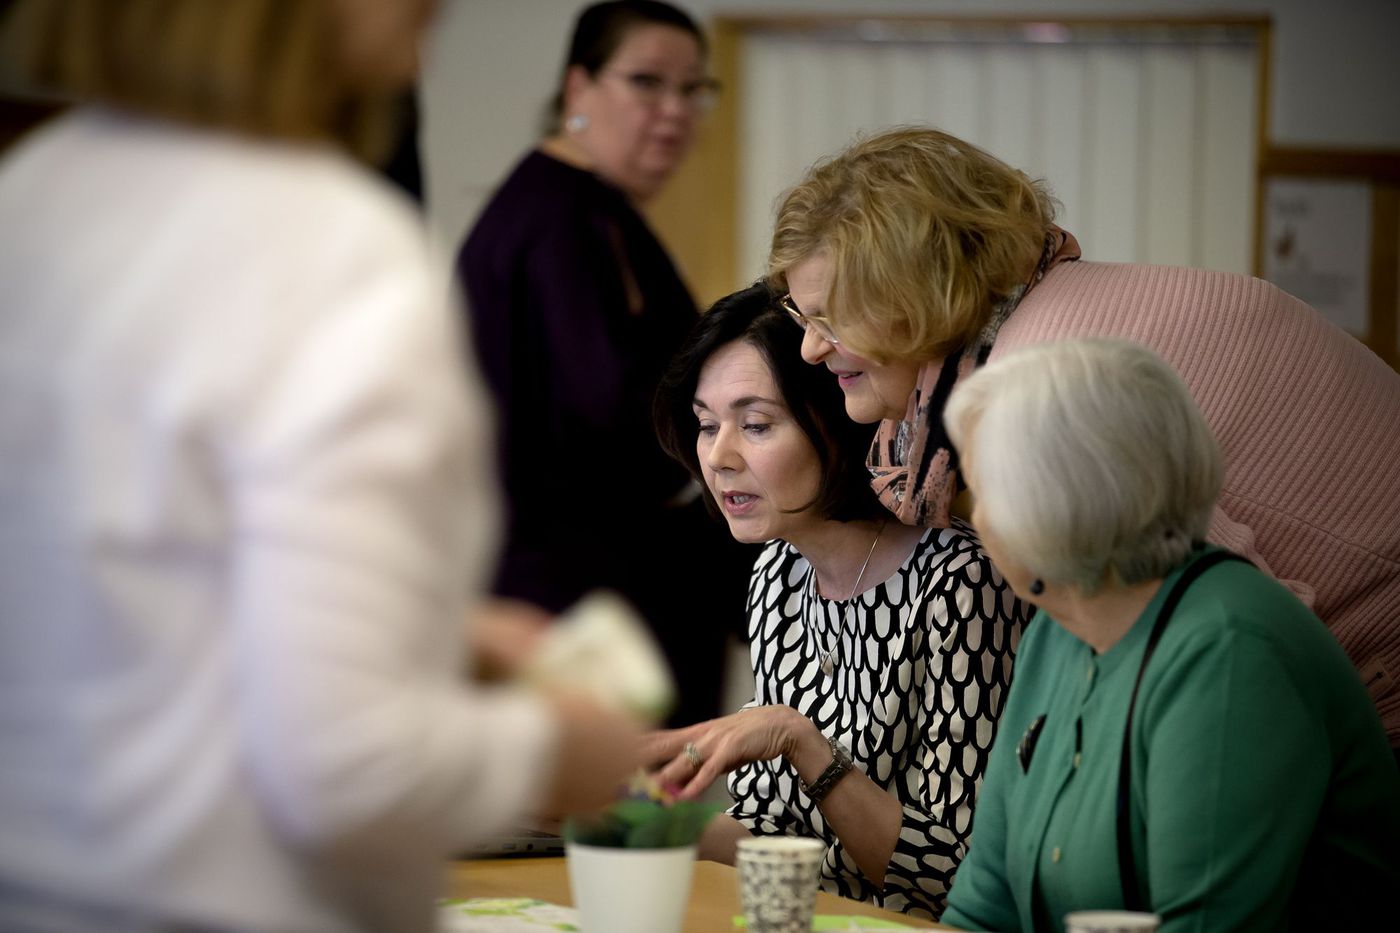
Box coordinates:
[683,742,703,768]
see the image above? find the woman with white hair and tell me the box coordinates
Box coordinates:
[938,339,1399,932]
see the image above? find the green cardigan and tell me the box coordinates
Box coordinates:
[942,548,1400,932]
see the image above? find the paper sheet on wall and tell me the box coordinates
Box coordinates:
[1263,177,1372,336]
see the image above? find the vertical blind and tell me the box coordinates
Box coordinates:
[736,23,1262,284]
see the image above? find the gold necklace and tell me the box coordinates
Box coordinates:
[818,520,887,677]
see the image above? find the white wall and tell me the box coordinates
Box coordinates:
[420,0,1400,253]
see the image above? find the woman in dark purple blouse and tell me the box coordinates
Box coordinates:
[456,1,751,725]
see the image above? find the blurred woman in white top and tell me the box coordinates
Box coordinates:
[0,1,640,930]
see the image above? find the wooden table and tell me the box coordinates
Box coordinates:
[448,857,947,930]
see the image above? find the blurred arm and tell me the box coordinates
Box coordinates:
[225,213,558,859]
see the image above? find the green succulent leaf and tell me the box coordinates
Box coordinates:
[609,800,664,827]
[564,799,723,849]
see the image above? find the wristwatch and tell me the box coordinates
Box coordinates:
[800,734,853,805]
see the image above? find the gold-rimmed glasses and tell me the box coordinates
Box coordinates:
[779,293,840,345]
[600,70,722,113]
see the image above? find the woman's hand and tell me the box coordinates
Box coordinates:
[655,706,906,889]
[644,705,823,799]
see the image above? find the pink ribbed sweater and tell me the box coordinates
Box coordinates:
[994,261,1400,743]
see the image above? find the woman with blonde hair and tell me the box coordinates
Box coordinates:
[937,338,1399,931]
[770,126,1400,750]
[0,1,640,929]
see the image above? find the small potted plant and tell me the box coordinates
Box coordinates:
[564,772,719,933]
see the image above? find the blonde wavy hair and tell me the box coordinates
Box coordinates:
[0,0,401,164]
[768,126,1056,364]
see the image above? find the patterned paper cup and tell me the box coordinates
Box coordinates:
[736,837,827,933]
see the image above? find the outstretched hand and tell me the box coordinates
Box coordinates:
[466,598,550,681]
[643,705,817,800]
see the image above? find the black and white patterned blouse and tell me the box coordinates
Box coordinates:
[727,520,1028,919]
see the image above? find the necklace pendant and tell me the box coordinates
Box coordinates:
[821,653,835,677]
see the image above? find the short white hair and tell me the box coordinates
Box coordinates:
[944,338,1222,593]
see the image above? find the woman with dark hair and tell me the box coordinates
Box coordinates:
[457,0,746,727]
[646,283,1029,919]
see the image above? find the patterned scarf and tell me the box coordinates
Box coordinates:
[868,227,1081,527]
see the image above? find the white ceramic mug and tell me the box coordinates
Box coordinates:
[736,837,827,933]
[1064,910,1162,933]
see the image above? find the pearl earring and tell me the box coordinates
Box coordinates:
[565,113,589,133]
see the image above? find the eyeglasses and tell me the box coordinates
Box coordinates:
[601,70,722,112]
[779,293,840,345]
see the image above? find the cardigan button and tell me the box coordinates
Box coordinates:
[1052,847,1062,863]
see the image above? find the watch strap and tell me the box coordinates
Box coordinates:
[801,734,853,805]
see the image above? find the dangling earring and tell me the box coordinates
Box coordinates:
[565,113,589,134]
[1029,579,1045,596]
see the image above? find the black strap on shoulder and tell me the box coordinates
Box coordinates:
[1116,549,1252,910]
